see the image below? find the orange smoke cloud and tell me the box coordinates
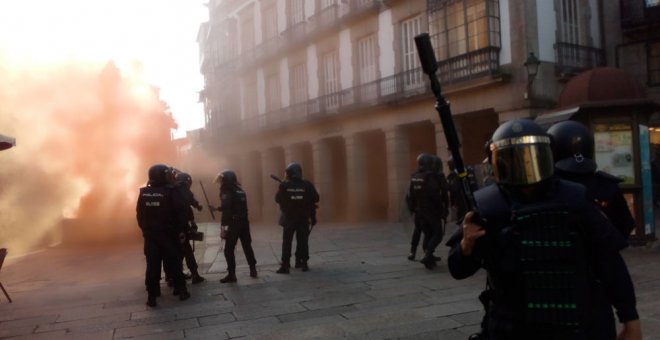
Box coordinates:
[0,59,178,256]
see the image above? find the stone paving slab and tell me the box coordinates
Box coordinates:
[0,222,659,339]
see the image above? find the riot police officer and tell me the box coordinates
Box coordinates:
[406,153,446,269]
[136,164,190,307]
[275,162,319,273]
[447,119,641,339]
[175,172,206,284]
[211,170,257,283]
[547,120,636,238]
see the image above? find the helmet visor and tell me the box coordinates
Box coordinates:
[491,136,554,186]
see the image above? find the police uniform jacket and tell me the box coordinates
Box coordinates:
[447,179,638,335]
[555,169,636,238]
[275,178,319,226]
[407,170,446,220]
[136,183,188,236]
[219,183,248,226]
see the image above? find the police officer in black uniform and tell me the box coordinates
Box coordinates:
[547,120,636,238]
[175,172,206,284]
[136,164,190,307]
[275,162,320,274]
[447,119,641,340]
[406,153,446,269]
[211,170,257,283]
[406,153,434,261]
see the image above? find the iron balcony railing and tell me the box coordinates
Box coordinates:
[555,42,605,76]
[206,47,502,137]
[437,46,501,85]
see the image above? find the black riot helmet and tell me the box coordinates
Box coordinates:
[546,120,597,174]
[148,164,174,186]
[285,162,303,180]
[214,169,238,186]
[488,119,554,186]
[176,172,193,188]
[416,153,434,172]
[431,155,443,173]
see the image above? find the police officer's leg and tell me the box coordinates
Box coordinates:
[221,225,239,283]
[238,222,258,278]
[162,235,190,300]
[277,226,295,274]
[409,215,423,260]
[420,218,442,269]
[144,236,162,306]
[183,240,205,284]
[295,222,310,271]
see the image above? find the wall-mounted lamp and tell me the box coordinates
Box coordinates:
[524,52,541,86]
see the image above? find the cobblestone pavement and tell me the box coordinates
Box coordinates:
[0,221,659,339]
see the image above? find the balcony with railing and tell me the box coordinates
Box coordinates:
[555,42,606,77]
[620,0,660,30]
[205,47,503,139]
[229,1,381,72]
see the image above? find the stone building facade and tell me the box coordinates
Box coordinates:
[196,0,659,223]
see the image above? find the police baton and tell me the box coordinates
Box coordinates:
[199,180,216,220]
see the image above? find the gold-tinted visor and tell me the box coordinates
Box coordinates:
[490,136,554,185]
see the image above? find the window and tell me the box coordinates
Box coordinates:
[357,35,377,84]
[262,6,278,40]
[322,51,340,108]
[241,17,255,52]
[266,74,281,111]
[559,0,580,45]
[320,0,337,9]
[646,0,660,8]
[429,0,500,60]
[288,0,305,26]
[242,81,258,119]
[357,34,378,100]
[401,15,423,88]
[649,42,660,86]
[290,63,308,105]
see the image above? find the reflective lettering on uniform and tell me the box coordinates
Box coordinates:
[142,193,165,198]
[146,201,160,207]
[290,195,303,200]
[286,188,305,192]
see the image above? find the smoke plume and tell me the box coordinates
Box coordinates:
[0,59,178,256]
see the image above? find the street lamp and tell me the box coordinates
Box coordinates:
[524,52,541,99]
[524,52,541,85]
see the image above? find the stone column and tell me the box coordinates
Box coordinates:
[385,126,410,222]
[260,148,280,223]
[240,151,262,222]
[345,133,368,222]
[312,139,334,222]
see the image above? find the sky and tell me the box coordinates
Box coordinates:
[0,0,209,138]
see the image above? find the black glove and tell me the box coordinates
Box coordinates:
[190,221,198,231]
[196,205,203,212]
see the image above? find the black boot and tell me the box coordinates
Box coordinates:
[420,254,437,269]
[300,260,309,272]
[294,258,302,268]
[408,246,417,261]
[276,260,290,274]
[249,265,258,278]
[178,288,191,301]
[220,272,237,283]
[146,295,157,307]
[191,269,205,284]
